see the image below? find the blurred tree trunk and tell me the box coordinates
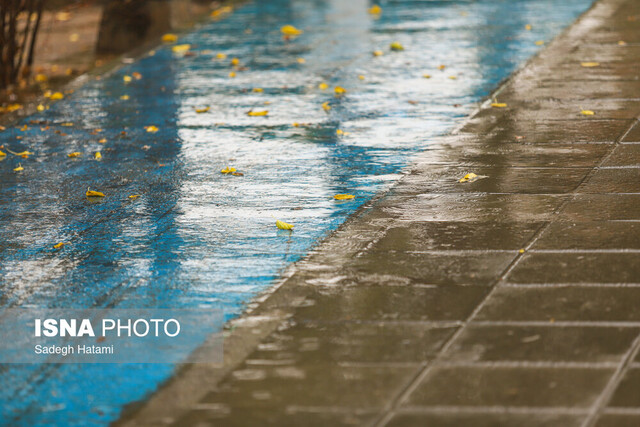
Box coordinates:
[0,0,44,89]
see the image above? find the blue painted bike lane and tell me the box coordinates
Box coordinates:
[0,0,592,425]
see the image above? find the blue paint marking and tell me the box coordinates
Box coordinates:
[0,0,592,425]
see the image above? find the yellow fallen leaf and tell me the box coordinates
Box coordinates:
[390,41,404,51]
[70,33,79,42]
[297,57,306,64]
[94,152,102,160]
[581,109,595,116]
[53,242,66,249]
[336,129,344,135]
[221,167,236,174]
[123,75,132,83]
[120,95,130,100]
[86,188,105,197]
[423,74,431,79]
[231,57,240,66]
[535,40,545,46]
[195,106,210,113]
[369,5,382,14]
[211,6,233,18]
[448,75,457,80]
[229,71,236,78]
[35,74,48,82]
[37,104,45,111]
[619,40,627,46]
[61,122,73,127]
[519,249,525,254]
[318,82,329,90]
[132,72,142,80]
[9,149,34,158]
[68,152,82,158]
[172,44,191,53]
[55,11,71,21]
[334,194,355,200]
[162,33,178,43]
[247,110,268,116]
[438,65,446,71]
[525,24,532,30]
[98,138,107,143]
[276,220,294,230]
[50,92,64,100]
[0,150,5,156]
[292,122,300,127]
[216,53,227,60]
[334,86,346,95]
[253,88,264,93]
[20,125,28,131]
[281,25,303,36]
[322,102,331,111]
[358,75,365,80]
[145,125,159,133]
[128,194,141,199]
[14,164,24,172]
[491,99,507,108]
[373,50,383,57]
[459,173,478,183]
[580,62,600,67]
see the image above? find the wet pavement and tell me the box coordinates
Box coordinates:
[115,0,640,426]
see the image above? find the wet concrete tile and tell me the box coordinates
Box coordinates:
[248,321,457,364]
[176,408,379,427]
[374,222,543,251]
[386,412,585,427]
[417,143,610,168]
[534,222,640,250]
[595,414,640,427]
[201,364,415,409]
[494,119,631,144]
[561,195,640,221]
[401,166,588,194]
[476,286,640,322]
[507,253,640,284]
[406,366,612,407]
[580,168,640,193]
[607,368,640,407]
[443,325,638,363]
[622,121,640,143]
[602,144,640,167]
[354,251,515,285]
[377,194,567,223]
[293,283,490,322]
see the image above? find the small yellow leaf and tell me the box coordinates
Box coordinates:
[195,106,210,113]
[525,24,532,30]
[35,74,48,82]
[253,88,264,93]
[221,167,236,174]
[70,33,79,42]
[519,249,525,254]
[162,33,178,43]
[86,188,105,197]
[358,75,365,80]
[276,220,294,230]
[98,138,107,144]
[369,5,382,14]
[229,71,236,78]
[172,44,191,53]
[231,57,240,66]
[619,40,627,46]
[438,65,446,71]
[128,194,141,199]
[68,152,82,158]
[292,122,300,127]
[123,75,132,83]
[281,25,303,36]
[247,110,268,116]
[318,82,329,90]
[535,40,545,46]
[491,99,507,108]
[334,194,355,200]
[145,125,159,133]
[120,95,130,100]
[448,75,457,80]
[20,125,28,131]
[94,152,102,160]
[216,53,227,60]
[297,57,306,64]
[53,242,66,249]
[581,109,595,116]
[459,172,478,183]
[0,150,5,156]
[334,86,346,95]
[132,72,142,80]
[580,62,600,67]
[423,74,431,79]
[390,41,404,51]
[322,102,331,112]
[50,92,64,100]
[61,122,73,127]
[37,104,45,111]
[14,164,24,172]
[373,50,383,57]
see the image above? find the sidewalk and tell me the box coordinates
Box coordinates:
[119,0,640,425]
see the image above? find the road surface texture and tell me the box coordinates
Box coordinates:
[118,0,640,426]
